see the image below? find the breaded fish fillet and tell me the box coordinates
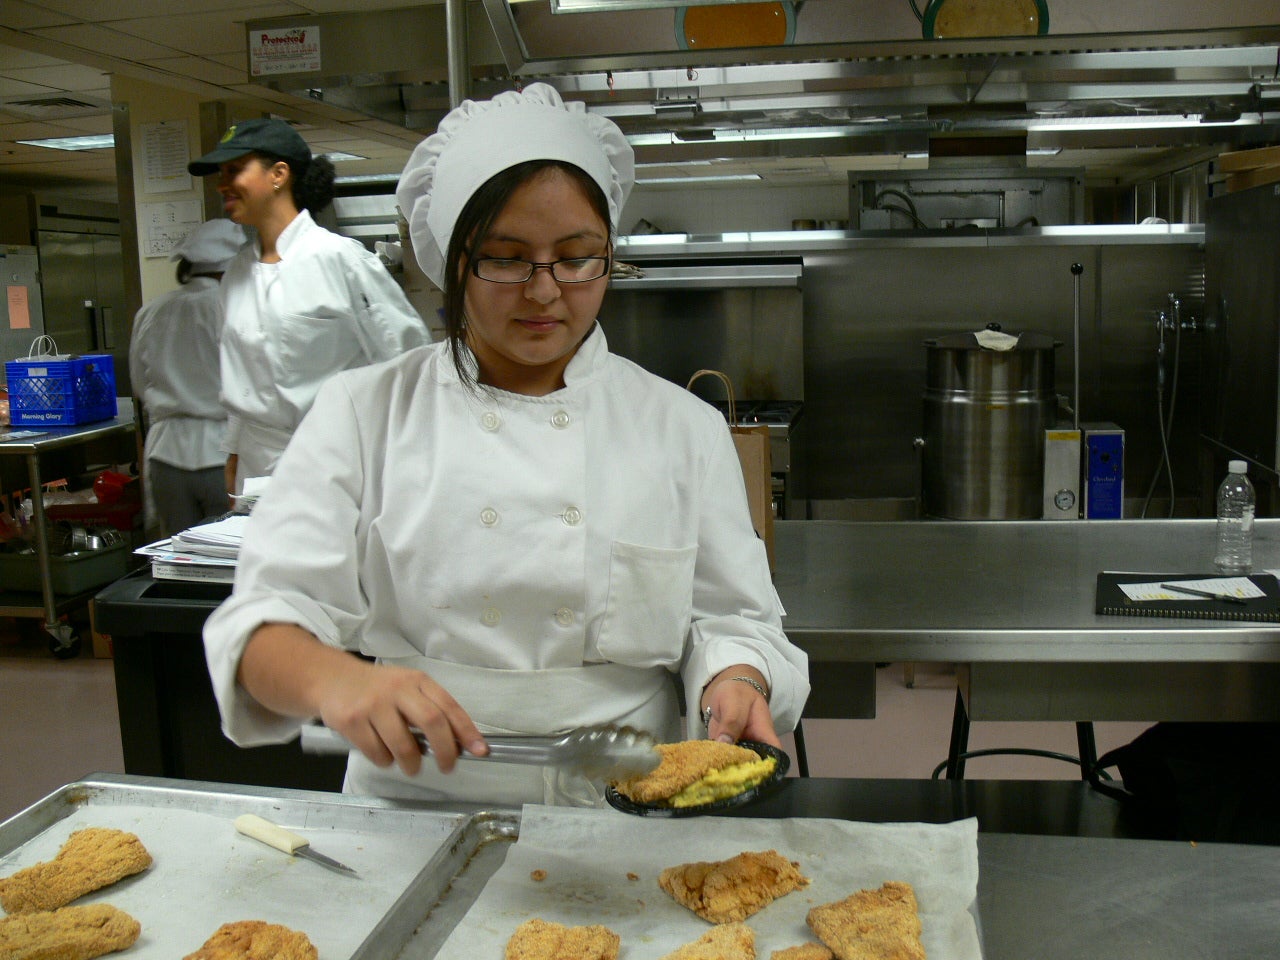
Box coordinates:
[770,944,835,960]
[806,881,925,960]
[182,920,318,960]
[658,921,755,960]
[659,849,810,923]
[0,902,141,960]
[504,918,620,960]
[611,740,761,804]
[0,828,152,914]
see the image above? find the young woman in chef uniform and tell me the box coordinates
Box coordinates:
[186,118,430,497]
[202,85,810,806]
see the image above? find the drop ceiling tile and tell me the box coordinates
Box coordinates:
[142,56,246,87]
[31,0,281,20]
[118,6,300,56]
[0,77,60,100]
[0,45,73,71]
[29,23,177,62]
[3,2,76,30]
[6,62,109,92]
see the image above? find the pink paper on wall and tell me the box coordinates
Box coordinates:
[7,286,31,329]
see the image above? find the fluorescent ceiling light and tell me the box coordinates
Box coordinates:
[1027,114,1261,131]
[17,134,114,151]
[637,173,762,184]
[334,173,401,185]
[552,0,753,11]
[322,151,367,163]
[628,125,863,147]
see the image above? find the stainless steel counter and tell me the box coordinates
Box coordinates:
[773,519,1280,722]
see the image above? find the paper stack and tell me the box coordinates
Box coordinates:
[135,514,249,583]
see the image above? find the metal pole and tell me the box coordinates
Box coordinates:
[1071,262,1083,429]
[445,0,470,109]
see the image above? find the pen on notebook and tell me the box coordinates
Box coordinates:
[1158,583,1249,605]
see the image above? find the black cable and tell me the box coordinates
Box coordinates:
[908,0,927,23]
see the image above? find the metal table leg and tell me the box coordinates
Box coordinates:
[25,451,77,655]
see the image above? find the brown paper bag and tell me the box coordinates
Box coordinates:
[686,369,775,571]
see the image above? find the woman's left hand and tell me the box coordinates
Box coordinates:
[700,665,780,748]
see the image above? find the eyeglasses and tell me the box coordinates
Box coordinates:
[472,256,610,284]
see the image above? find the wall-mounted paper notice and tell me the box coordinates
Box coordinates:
[7,286,30,329]
[142,200,203,258]
[142,120,192,195]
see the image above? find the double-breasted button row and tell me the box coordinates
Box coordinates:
[478,409,573,431]
[478,605,579,628]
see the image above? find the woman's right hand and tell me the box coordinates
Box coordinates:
[314,659,490,777]
[238,623,488,778]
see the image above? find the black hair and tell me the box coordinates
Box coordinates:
[442,160,612,391]
[175,258,194,284]
[253,151,336,215]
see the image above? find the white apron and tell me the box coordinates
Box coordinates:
[343,655,681,806]
[231,419,292,493]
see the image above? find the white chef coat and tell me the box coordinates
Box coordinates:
[129,276,226,470]
[218,209,429,482]
[203,326,810,806]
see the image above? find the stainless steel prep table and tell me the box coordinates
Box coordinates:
[772,518,1280,771]
[0,405,136,650]
[6,773,1274,960]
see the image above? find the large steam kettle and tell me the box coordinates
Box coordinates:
[917,323,1060,520]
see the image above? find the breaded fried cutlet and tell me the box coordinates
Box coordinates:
[0,828,152,914]
[806,881,925,960]
[0,902,141,960]
[770,944,835,960]
[658,920,755,960]
[611,740,762,804]
[504,917,620,960]
[182,920,318,960]
[659,849,810,923]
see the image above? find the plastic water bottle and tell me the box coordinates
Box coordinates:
[1214,460,1255,574]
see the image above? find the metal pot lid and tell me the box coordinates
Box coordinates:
[925,324,1059,351]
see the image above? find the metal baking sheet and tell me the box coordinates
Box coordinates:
[0,774,474,960]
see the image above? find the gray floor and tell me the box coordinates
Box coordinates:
[0,620,1153,824]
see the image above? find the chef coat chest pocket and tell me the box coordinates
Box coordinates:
[597,540,696,667]
[276,307,348,383]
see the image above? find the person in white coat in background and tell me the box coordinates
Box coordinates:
[129,219,245,535]
[186,118,430,496]
[202,84,810,806]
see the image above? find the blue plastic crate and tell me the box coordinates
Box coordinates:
[5,354,118,426]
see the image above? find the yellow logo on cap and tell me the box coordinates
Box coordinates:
[220,125,238,144]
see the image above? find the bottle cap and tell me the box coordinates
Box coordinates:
[1229,459,1247,474]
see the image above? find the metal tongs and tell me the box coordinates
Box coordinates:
[300,722,661,780]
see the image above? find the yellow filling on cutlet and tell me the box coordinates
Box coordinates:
[667,756,778,807]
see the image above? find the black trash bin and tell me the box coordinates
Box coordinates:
[94,569,347,792]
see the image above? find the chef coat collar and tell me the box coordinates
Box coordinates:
[252,209,315,261]
[444,321,608,392]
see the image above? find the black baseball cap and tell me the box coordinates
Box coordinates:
[188,118,311,176]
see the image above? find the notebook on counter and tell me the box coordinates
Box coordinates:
[1095,571,1280,621]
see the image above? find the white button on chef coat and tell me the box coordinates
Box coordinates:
[480,507,499,527]
[481,411,502,431]
[551,409,571,429]
[561,506,583,526]
[554,606,575,627]
[481,607,501,627]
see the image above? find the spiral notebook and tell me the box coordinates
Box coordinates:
[1095,571,1280,621]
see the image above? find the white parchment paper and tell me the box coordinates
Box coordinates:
[0,800,461,960]
[434,805,982,959]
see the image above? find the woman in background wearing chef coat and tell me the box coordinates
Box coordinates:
[202,85,810,806]
[129,218,245,535]
[186,118,430,496]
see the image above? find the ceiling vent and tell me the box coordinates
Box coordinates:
[0,95,111,120]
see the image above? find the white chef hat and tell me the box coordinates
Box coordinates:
[173,219,247,274]
[396,83,634,288]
